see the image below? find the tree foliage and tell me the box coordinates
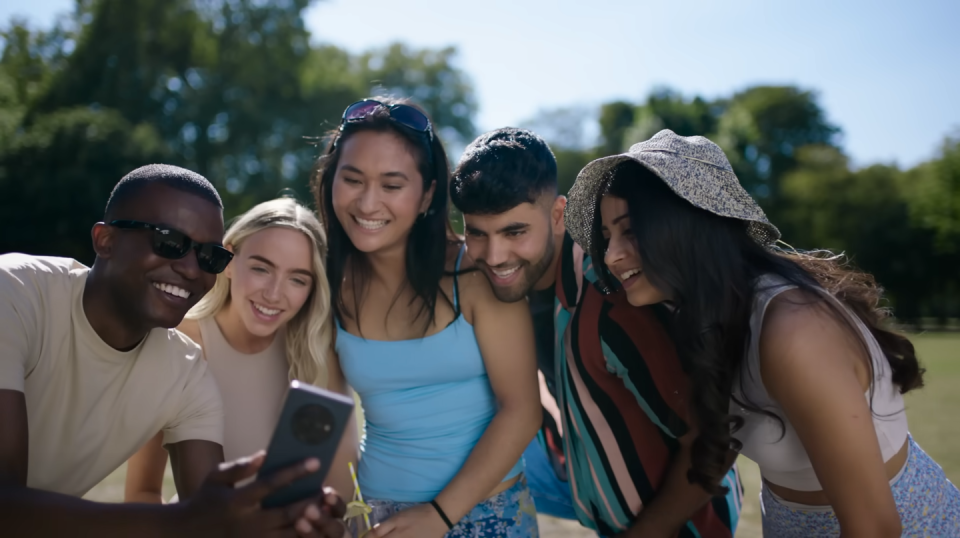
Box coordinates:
[1,0,475,259]
[526,84,960,323]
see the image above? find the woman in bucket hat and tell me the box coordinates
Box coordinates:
[563,130,960,537]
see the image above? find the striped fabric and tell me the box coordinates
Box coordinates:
[552,233,743,537]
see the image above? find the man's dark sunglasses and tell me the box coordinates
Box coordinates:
[109,220,234,274]
[340,99,433,139]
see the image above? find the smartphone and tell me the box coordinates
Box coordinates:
[259,380,355,508]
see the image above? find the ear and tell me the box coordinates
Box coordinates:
[223,244,235,279]
[90,222,115,259]
[551,195,567,235]
[419,180,437,215]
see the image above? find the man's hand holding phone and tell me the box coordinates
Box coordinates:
[179,451,347,538]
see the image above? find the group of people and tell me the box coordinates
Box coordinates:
[1,96,958,538]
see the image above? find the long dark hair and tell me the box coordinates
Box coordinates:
[311,97,453,335]
[591,160,924,495]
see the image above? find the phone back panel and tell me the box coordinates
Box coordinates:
[259,381,355,509]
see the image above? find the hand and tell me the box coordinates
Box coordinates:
[179,451,324,537]
[292,488,348,538]
[369,503,450,538]
[613,524,673,538]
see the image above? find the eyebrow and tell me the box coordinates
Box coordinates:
[497,222,529,234]
[601,213,630,230]
[340,164,409,181]
[249,255,313,278]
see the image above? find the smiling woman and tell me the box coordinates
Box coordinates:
[312,98,542,538]
[123,196,359,505]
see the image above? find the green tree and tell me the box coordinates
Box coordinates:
[778,145,949,322]
[714,86,839,204]
[0,107,169,262]
[597,100,634,155]
[622,88,717,150]
[902,134,960,255]
[1,0,481,258]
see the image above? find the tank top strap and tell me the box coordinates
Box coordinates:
[452,242,466,310]
[740,275,799,401]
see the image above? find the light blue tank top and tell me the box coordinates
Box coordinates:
[336,247,524,502]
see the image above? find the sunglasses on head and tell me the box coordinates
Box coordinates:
[339,99,433,139]
[109,220,234,274]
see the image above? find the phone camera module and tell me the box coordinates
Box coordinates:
[291,404,335,445]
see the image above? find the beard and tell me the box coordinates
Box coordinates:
[486,235,556,303]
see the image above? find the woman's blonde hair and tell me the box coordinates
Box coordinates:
[187,197,333,388]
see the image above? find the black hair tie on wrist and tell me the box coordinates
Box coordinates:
[429,499,454,530]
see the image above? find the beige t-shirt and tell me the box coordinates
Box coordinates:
[0,254,224,497]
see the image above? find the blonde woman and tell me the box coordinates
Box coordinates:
[124,197,357,504]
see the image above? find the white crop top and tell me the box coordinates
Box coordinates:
[730,274,908,491]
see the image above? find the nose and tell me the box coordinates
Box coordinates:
[604,236,627,270]
[484,236,511,268]
[263,274,282,303]
[357,184,380,215]
[171,248,203,280]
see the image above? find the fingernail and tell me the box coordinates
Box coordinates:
[306,504,321,520]
[304,458,320,471]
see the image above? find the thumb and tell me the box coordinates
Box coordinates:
[208,451,266,487]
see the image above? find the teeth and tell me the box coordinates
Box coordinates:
[153,282,191,299]
[492,266,520,278]
[620,268,642,281]
[355,217,388,230]
[254,303,281,316]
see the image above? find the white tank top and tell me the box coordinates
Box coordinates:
[729,274,908,491]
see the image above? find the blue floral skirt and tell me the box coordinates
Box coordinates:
[352,475,539,537]
[760,435,960,537]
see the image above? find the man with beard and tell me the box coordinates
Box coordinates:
[0,165,346,537]
[450,130,743,537]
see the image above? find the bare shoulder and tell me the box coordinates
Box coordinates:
[759,288,866,392]
[176,318,204,351]
[458,268,527,321]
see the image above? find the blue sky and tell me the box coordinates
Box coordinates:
[4,0,959,168]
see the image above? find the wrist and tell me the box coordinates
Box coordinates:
[624,516,670,538]
[163,500,205,538]
[428,499,455,531]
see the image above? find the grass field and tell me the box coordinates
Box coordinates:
[83,333,960,536]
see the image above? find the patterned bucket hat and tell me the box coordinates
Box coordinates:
[564,129,780,267]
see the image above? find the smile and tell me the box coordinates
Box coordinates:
[491,265,520,278]
[252,302,281,317]
[354,216,388,230]
[153,282,191,299]
[620,268,642,281]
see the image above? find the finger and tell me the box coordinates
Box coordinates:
[370,521,394,538]
[296,502,348,537]
[295,517,315,536]
[254,498,315,530]
[320,489,346,519]
[237,458,320,504]
[208,451,266,486]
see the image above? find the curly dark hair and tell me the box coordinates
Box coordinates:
[450,127,557,215]
[592,160,924,495]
